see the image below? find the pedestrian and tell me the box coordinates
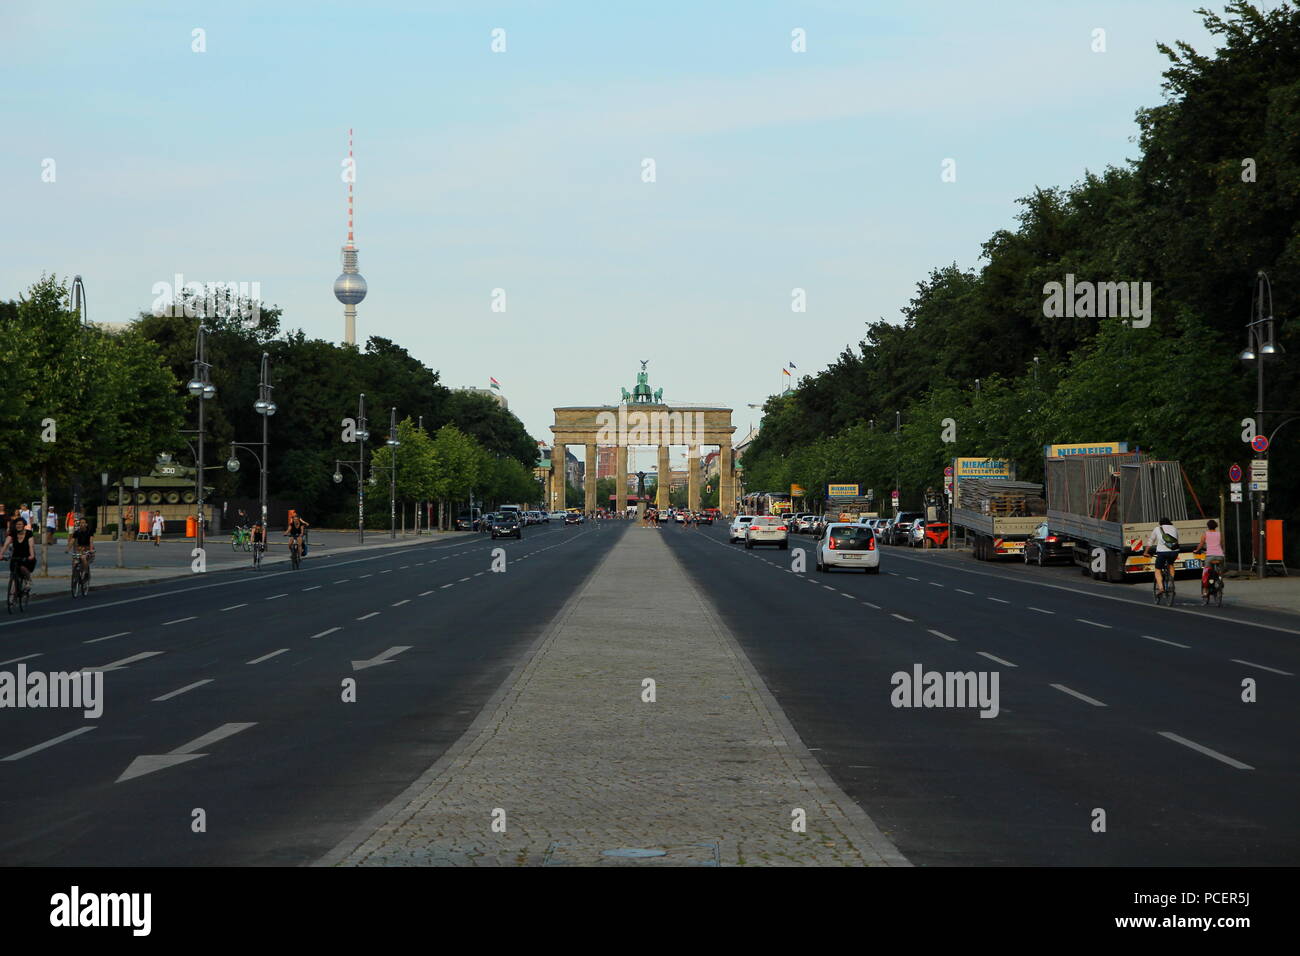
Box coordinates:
[45,507,58,546]
[20,504,33,529]
[151,510,164,546]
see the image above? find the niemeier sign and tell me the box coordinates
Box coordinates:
[1043,442,1129,457]
[827,483,860,497]
[953,458,1014,479]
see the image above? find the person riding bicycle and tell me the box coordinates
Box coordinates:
[250,519,267,555]
[1146,516,1179,595]
[3,517,36,595]
[66,517,95,578]
[285,514,309,559]
[1197,518,1225,599]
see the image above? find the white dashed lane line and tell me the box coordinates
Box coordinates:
[928,629,957,642]
[310,627,341,640]
[929,582,944,588]
[84,631,130,644]
[1027,606,1054,615]
[265,594,287,601]
[1076,618,1111,629]
[356,612,380,621]
[956,588,974,595]
[1050,683,1107,707]
[392,599,410,607]
[418,590,434,597]
[3,727,96,762]
[440,584,453,590]
[459,577,471,583]
[1231,658,1294,676]
[987,597,1010,605]
[862,601,882,610]
[892,613,913,623]
[977,651,1018,667]
[162,616,196,626]
[153,679,213,701]
[302,585,321,592]
[1158,731,1254,770]
[1141,634,1189,648]
[334,579,349,584]
[246,649,289,665]
[0,653,41,665]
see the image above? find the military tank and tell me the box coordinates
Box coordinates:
[107,453,212,507]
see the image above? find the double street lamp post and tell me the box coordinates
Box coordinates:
[387,407,400,539]
[333,393,368,543]
[186,324,217,551]
[1239,270,1282,579]
[226,353,276,530]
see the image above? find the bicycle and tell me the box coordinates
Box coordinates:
[289,536,302,570]
[1199,553,1224,608]
[231,525,251,552]
[252,539,265,570]
[71,553,91,597]
[6,564,29,614]
[1153,562,1176,606]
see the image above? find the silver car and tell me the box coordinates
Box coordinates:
[744,515,790,550]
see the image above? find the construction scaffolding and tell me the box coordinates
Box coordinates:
[1045,452,1192,524]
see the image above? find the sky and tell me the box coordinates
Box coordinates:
[3,0,1223,467]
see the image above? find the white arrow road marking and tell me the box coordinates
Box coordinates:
[1158,731,1254,770]
[153,679,213,701]
[246,648,289,664]
[4,726,96,761]
[116,722,256,783]
[81,651,163,672]
[84,631,130,644]
[351,646,412,671]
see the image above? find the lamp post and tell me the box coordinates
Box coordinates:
[252,353,275,527]
[356,394,368,542]
[1239,270,1282,579]
[387,407,400,539]
[186,324,217,552]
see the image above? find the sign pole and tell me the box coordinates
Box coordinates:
[1235,498,1243,573]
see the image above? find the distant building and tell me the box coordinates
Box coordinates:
[456,386,507,410]
[596,445,618,479]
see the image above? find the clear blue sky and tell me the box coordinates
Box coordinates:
[3,1,1219,451]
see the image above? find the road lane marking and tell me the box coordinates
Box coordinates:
[459,577,471,582]
[116,722,257,782]
[987,597,1010,604]
[392,599,410,607]
[3,726,96,762]
[440,584,453,589]
[162,616,196,626]
[891,613,913,622]
[929,582,944,588]
[360,574,373,579]
[418,590,434,596]
[928,629,956,642]
[1075,618,1111,629]
[356,612,380,621]
[977,651,1017,667]
[1141,634,1189,648]
[907,576,919,581]
[310,627,341,640]
[1158,731,1253,770]
[246,648,289,664]
[861,601,881,609]
[0,653,41,665]
[956,588,974,595]
[841,592,855,599]
[823,585,836,591]
[84,631,130,644]
[351,645,412,671]
[82,651,163,672]
[1027,607,1054,615]
[265,593,287,601]
[400,565,409,569]
[154,679,213,701]
[1230,658,1293,676]
[302,585,321,592]
[1050,683,1107,707]
[221,603,247,611]
[380,569,392,574]
[334,579,349,584]
[474,571,485,577]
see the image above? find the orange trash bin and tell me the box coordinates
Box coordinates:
[139,511,151,536]
[186,515,197,538]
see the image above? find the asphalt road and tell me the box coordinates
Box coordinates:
[0,519,612,865]
[660,523,1300,866]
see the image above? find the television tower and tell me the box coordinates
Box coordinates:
[334,128,367,345]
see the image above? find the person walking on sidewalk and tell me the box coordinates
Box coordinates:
[151,511,164,546]
[45,507,58,546]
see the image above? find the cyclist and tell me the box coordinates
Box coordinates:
[4,517,36,595]
[1197,518,1226,599]
[285,514,310,561]
[66,517,96,579]
[1146,515,1180,596]
[250,519,267,562]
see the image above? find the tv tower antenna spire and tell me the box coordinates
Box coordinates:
[333,127,368,345]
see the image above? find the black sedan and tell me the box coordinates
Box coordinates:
[490,515,522,539]
[1022,521,1073,566]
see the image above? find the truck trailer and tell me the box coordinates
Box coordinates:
[949,458,1045,560]
[1044,451,1209,582]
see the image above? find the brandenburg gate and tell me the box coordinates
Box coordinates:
[550,363,736,515]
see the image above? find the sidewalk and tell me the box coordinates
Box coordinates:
[320,524,907,867]
[23,530,478,597]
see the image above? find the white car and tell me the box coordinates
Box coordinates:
[728,515,757,543]
[744,515,790,550]
[816,522,881,573]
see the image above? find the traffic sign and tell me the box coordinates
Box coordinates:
[943,465,954,477]
[1252,435,1270,453]
[1230,481,1242,493]
[1229,463,1243,482]
[1231,491,1244,502]
[1250,482,1269,492]
[1250,460,1269,481]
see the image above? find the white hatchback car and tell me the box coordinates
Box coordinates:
[816,523,881,573]
[728,515,757,543]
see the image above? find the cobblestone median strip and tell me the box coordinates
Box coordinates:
[319,526,908,867]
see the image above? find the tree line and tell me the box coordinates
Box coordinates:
[740,2,1300,555]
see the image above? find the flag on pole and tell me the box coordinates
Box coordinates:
[788,362,796,369]
[489,377,501,390]
[781,367,791,377]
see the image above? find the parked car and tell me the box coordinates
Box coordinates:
[793,513,818,534]
[744,515,790,550]
[490,514,522,539]
[455,509,482,531]
[888,512,924,545]
[816,522,881,573]
[1023,521,1074,566]
[728,515,757,543]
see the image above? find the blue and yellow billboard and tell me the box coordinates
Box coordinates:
[1044,442,1129,458]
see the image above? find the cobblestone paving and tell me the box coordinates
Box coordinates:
[323,526,908,866]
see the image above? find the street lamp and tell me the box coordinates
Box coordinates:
[188,324,216,551]
[1239,270,1282,579]
[387,407,400,539]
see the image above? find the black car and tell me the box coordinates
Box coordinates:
[455,509,482,531]
[564,512,581,525]
[697,512,714,525]
[1023,521,1073,566]
[491,515,522,539]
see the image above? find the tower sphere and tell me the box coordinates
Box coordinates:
[334,273,368,305]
